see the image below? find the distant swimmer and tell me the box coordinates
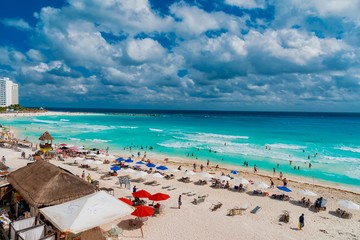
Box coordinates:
[298,166,300,170]
[307,155,310,160]
[224,142,227,146]
[290,160,292,165]
[309,163,312,168]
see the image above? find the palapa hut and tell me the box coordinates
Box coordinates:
[39,131,54,153]
[7,161,95,216]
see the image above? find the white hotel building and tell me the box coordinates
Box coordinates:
[0,77,19,107]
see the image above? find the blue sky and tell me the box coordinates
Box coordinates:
[1,0,360,111]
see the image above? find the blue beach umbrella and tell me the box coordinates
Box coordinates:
[146,163,156,168]
[136,161,145,164]
[156,165,168,171]
[277,186,292,192]
[110,166,121,171]
[125,159,134,163]
[230,170,238,175]
[116,157,125,162]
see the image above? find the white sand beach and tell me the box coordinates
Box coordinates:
[2,146,359,240]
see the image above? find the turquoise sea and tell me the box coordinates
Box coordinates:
[1,109,360,189]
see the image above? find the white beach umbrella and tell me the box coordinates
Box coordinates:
[253,182,270,189]
[134,171,148,178]
[184,170,196,176]
[217,175,231,181]
[96,154,108,159]
[338,200,360,210]
[122,168,136,173]
[233,178,250,185]
[106,155,116,160]
[82,159,95,164]
[92,160,103,165]
[150,173,164,179]
[73,157,84,162]
[86,153,97,157]
[298,189,317,196]
[168,168,180,173]
[201,172,214,180]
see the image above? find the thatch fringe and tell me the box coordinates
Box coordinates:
[8,161,95,208]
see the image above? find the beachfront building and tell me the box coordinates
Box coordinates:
[0,77,19,107]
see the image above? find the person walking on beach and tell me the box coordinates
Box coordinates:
[178,195,182,209]
[270,178,274,189]
[279,172,283,180]
[207,160,209,167]
[1,156,5,163]
[253,165,257,173]
[298,213,305,230]
[81,170,85,179]
[133,185,137,193]
[273,167,276,175]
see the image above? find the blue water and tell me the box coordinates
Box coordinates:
[2,108,360,188]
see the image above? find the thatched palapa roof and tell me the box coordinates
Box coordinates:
[39,131,54,141]
[7,161,95,208]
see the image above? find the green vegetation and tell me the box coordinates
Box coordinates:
[0,104,47,113]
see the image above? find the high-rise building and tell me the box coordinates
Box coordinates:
[0,77,19,107]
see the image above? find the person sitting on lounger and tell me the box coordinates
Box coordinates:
[224,181,230,189]
[305,198,311,207]
[300,197,306,205]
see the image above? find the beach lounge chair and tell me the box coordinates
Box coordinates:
[227,207,243,216]
[279,210,290,223]
[192,197,205,205]
[144,180,156,185]
[162,185,171,189]
[336,208,353,219]
[251,206,261,214]
[187,191,197,196]
[167,186,176,191]
[210,202,223,211]
[108,224,123,238]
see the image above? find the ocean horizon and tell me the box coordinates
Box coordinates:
[2,108,360,189]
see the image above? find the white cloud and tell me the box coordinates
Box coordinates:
[170,3,220,36]
[2,18,31,30]
[127,38,166,62]
[225,0,266,9]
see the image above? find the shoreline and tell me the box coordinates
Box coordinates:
[1,111,359,194]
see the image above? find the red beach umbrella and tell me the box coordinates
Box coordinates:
[131,206,155,217]
[148,193,170,201]
[132,190,151,199]
[118,197,133,205]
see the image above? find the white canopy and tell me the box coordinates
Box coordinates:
[40,191,134,234]
[253,182,270,189]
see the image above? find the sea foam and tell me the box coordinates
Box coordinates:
[335,146,360,153]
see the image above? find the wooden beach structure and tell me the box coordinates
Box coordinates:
[39,131,54,153]
[5,161,96,239]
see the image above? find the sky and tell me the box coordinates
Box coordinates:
[0,0,360,112]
